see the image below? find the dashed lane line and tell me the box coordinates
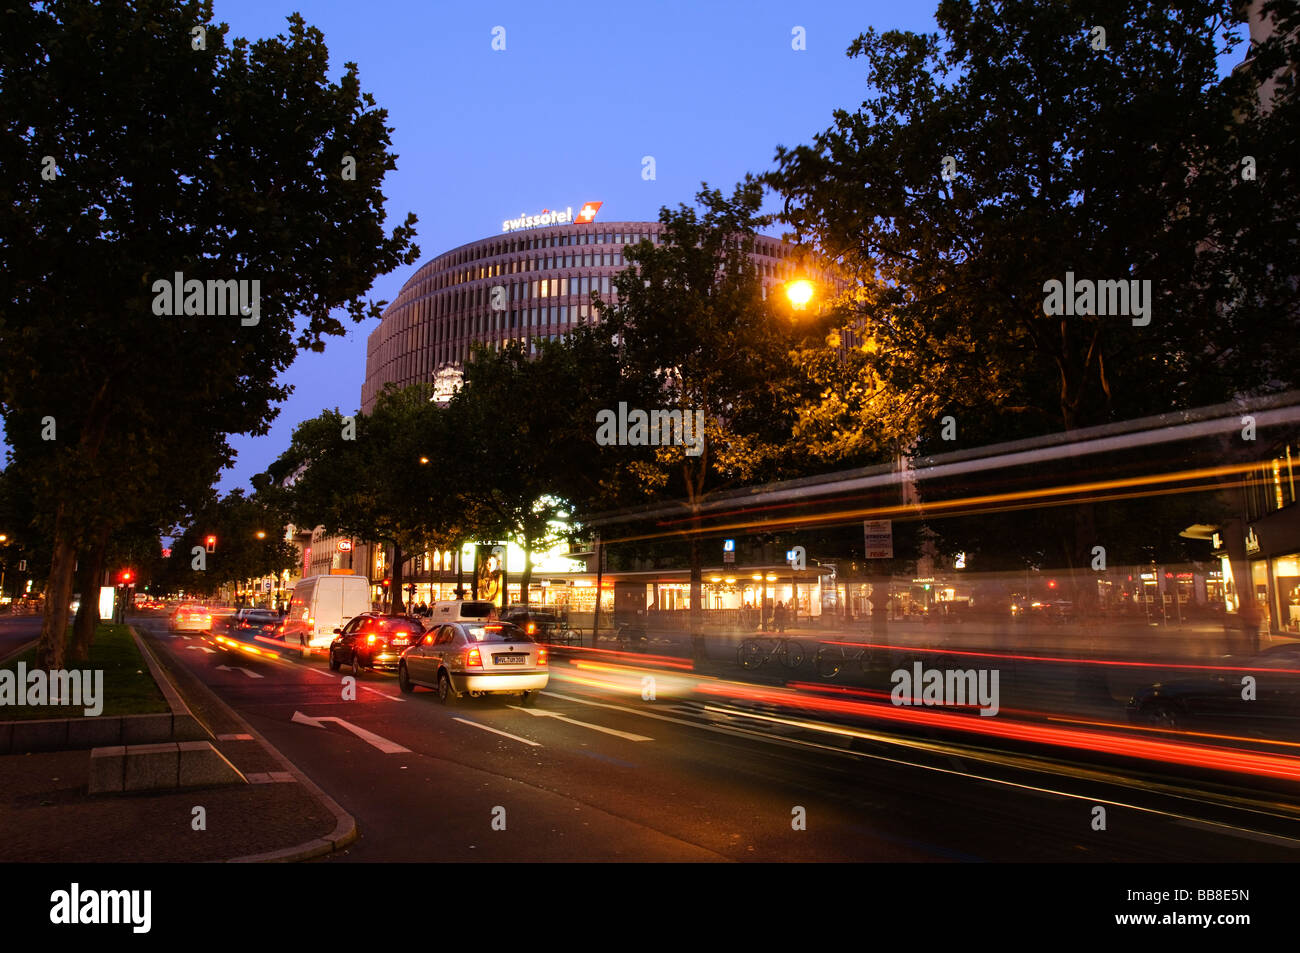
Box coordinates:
[451,717,541,747]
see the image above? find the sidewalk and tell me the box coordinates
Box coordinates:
[0,624,354,862]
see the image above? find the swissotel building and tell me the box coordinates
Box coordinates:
[361,203,805,412]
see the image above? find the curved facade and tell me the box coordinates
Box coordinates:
[362,221,802,411]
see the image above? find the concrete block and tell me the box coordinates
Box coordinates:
[123,742,179,792]
[171,713,210,743]
[68,716,124,750]
[89,746,127,794]
[177,741,245,788]
[122,714,173,745]
[9,718,70,753]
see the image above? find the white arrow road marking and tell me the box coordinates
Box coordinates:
[185,645,216,654]
[509,706,652,742]
[291,711,410,754]
[216,664,264,679]
[451,717,541,747]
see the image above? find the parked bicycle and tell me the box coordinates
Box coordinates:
[814,639,877,679]
[738,635,805,671]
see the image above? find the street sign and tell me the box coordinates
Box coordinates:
[864,519,893,559]
[338,539,353,552]
[787,546,806,570]
[264,579,272,592]
[722,538,735,563]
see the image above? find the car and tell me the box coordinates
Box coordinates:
[1126,642,1300,731]
[229,609,284,643]
[329,613,426,675]
[169,604,213,633]
[426,599,497,624]
[398,620,548,704]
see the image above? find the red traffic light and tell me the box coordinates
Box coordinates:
[1047,579,1057,589]
[205,535,217,554]
[118,569,134,584]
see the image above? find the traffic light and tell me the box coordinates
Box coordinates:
[1048,579,1057,589]
[205,535,217,554]
[117,569,134,585]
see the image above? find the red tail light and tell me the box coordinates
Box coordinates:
[367,634,377,644]
[466,647,482,667]
[537,647,548,666]
[526,622,536,635]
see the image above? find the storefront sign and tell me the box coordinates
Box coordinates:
[1246,528,1260,555]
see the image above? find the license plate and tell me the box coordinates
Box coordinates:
[393,637,408,646]
[493,654,526,665]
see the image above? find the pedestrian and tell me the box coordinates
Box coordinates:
[774,601,787,634]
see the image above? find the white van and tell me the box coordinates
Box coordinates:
[282,574,372,656]
[427,600,497,623]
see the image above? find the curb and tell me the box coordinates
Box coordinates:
[0,637,36,667]
[137,628,358,862]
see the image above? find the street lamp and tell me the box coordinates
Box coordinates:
[785,278,814,311]
[255,530,266,540]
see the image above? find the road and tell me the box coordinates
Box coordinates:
[0,615,42,661]
[135,615,1300,862]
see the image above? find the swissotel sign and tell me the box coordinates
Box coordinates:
[501,201,602,233]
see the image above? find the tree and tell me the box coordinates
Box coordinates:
[263,391,468,615]
[589,180,811,648]
[764,0,1298,441]
[762,0,1300,610]
[0,2,418,666]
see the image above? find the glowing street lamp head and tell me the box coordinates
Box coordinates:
[785,279,814,310]
[255,530,266,540]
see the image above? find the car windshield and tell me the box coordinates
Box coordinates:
[244,611,279,623]
[464,623,531,643]
[459,602,495,619]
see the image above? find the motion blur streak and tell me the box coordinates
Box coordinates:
[814,640,1300,676]
[603,461,1269,544]
[553,645,694,671]
[212,634,281,660]
[1047,714,1300,752]
[693,682,1300,782]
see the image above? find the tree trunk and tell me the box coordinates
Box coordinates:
[391,542,404,614]
[69,529,109,664]
[36,522,78,671]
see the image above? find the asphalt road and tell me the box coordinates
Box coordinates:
[0,615,42,661]
[136,615,1300,862]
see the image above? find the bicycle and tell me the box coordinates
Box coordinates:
[814,640,877,679]
[738,635,806,671]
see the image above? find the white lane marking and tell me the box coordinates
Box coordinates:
[185,645,216,654]
[217,733,254,741]
[451,717,541,747]
[291,711,411,754]
[509,705,652,742]
[216,664,264,679]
